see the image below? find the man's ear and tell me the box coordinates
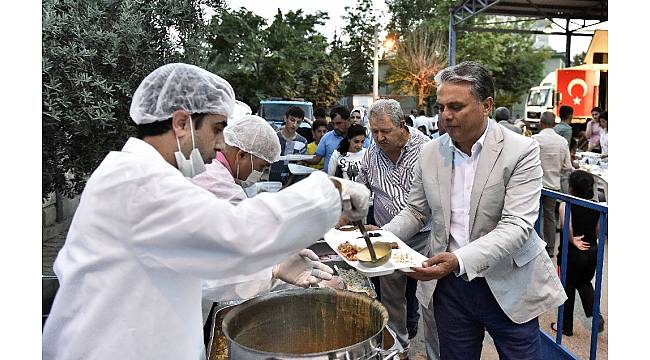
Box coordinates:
[171,110,191,138]
[483,97,494,117]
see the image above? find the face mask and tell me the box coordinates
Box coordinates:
[174,116,206,178]
[234,154,264,197]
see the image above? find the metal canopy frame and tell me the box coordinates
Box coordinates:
[448,0,608,66]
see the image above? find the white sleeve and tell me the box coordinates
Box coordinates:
[328,151,339,176]
[129,170,341,280]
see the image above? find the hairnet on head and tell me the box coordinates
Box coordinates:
[129,63,235,125]
[230,100,252,122]
[223,115,281,164]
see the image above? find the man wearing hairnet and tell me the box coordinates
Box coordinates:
[42,63,370,360]
[192,114,334,325]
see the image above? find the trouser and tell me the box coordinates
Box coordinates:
[433,275,542,360]
[562,248,598,333]
[421,294,441,360]
[379,231,429,350]
[543,196,558,256]
[406,276,419,328]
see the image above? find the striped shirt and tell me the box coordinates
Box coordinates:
[357,126,432,231]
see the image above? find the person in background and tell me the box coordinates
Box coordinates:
[555,105,574,145]
[552,170,605,337]
[357,99,435,359]
[269,106,308,184]
[532,111,574,258]
[495,106,523,134]
[429,115,446,140]
[405,114,414,128]
[303,106,351,173]
[409,109,418,123]
[315,106,332,131]
[42,63,371,360]
[192,115,334,328]
[585,107,602,152]
[352,106,373,148]
[599,111,608,156]
[327,124,367,181]
[383,61,566,360]
[306,119,328,170]
[414,109,433,136]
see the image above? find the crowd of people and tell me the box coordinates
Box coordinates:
[43,60,608,360]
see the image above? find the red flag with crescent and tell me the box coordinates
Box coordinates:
[556,69,598,118]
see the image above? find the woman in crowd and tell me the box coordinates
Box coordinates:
[552,170,605,336]
[599,111,608,156]
[327,124,367,181]
[585,107,602,152]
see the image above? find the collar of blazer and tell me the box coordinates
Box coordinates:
[436,120,505,241]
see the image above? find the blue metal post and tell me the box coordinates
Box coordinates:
[556,202,572,345]
[448,7,456,66]
[535,194,543,235]
[589,212,607,360]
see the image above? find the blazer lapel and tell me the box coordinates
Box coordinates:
[436,136,453,238]
[469,122,504,233]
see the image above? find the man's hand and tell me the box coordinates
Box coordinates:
[407,252,460,281]
[329,177,370,222]
[570,235,591,251]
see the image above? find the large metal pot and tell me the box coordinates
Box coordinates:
[221,288,400,359]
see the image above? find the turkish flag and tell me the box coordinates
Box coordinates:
[556,70,599,118]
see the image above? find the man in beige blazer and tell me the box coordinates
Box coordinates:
[382,61,566,359]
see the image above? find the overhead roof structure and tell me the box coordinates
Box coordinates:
[448,0,608,66]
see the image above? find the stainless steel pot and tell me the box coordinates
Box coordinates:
[221,288,400,359]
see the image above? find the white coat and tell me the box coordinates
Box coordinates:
[42,138,341,360]
[191,160,276,324]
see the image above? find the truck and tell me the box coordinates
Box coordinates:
[523,63,608,131]
[258,99,314,130]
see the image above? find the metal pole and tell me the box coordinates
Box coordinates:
[448,8,456,66]
[589,212,607,360]
[556,201,572,345]
[565,18,572,67]
[373,25,379,100]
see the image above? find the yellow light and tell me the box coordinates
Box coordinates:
[384,37,396,51]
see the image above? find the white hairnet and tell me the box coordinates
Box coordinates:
[230,100,252,122]
[129,63,235,125]
[223,115,281,164]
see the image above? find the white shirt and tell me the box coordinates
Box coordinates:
[43,138,341,360]
[414,115,434,135]
[327,148,366,181]
[600,128,608,155]
[448,121,490,276]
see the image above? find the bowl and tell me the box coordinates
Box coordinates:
[356,242,392,267]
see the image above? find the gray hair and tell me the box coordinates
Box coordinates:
[540,111,556,127]
[434,61,495,102]
[368,99,404,127]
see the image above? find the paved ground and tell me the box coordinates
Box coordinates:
[43,229,607,359]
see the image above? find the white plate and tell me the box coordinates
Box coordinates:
[323,228,428,277]
[288,163,317,175]
[278,154,316,161]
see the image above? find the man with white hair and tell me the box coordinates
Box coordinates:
[358,99,436,359]
[42,63,370,360]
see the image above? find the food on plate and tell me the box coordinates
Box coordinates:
[337,268,376,297]
[338,225,359,232]
[337,241,361,261]
[356,242,392,267]
[392,251,414,265]
[356,232,382,239]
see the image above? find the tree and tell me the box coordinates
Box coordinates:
[385,25,447,108]
[340,0,377,95]
[206,8,342,108]
[573,51,586,66]
[42,0,218,200]
[386,0,454,36]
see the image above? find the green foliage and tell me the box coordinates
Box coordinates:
[386,1,548,108]
[339,0,377,95]
[42,0,217,200]
[206,8,342,109]
[573,51,586,66]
